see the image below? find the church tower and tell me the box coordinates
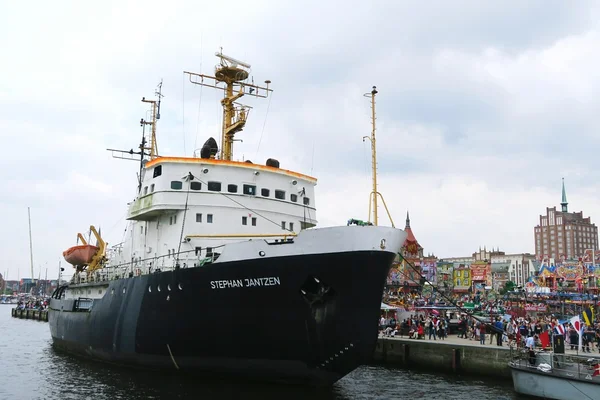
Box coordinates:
[561,177,568,213]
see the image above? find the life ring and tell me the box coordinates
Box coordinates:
[135,268,142,277]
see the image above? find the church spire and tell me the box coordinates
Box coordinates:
[561,177,568,213]
[405,211,410,229]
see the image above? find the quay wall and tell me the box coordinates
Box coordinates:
[11,308,49,322]
[372,337,512,379]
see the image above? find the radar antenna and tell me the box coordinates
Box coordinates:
[362,86,394,227]
[184,49,272,161]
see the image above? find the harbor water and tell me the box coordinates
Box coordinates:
[0,307,521,400]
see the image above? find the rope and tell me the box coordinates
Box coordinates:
[182,72,186,155]
[175,173,193,265]
[255,92,273,159]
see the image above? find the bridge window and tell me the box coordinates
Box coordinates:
[153,165,162,178]
[207,214,213,223]
[171,181,183,190]
[252,217,257,226]
[196,213,202,223]
[303,197,310,205]
[275,190,285,200]
[243,184,256,195]
[281,221,286,229]
[290,194,298,202]
[228,184,238,193]
[190,182,202,191]
[290,222,294,231]
[143,186,148,195]
[195,247,202,256]
[261,188,270,197]
[242,216,248,225]
[208,181,221,192]
[150,184,155,193]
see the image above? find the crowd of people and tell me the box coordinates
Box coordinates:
[16,298,48,311]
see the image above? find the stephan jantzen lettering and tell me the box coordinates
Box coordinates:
[210,276,281,289]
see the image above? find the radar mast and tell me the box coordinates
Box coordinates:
[184,49,272,161]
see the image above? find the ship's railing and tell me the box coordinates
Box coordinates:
[71,246,226,285]
[510,347,599,381]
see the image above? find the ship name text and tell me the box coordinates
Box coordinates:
[210,276,281,289]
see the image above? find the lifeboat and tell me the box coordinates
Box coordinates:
[63,244,99,266]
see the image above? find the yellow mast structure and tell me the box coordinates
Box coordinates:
[184,49,272,161]
[363,86,394,227]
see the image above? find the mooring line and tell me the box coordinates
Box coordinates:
[166,344,180,370]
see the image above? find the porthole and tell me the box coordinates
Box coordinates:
[167,284,171,291]
[259,251,266,257]
[122,287,126,294]
[166,295,170,301]
[148,286,152,293]
[178,283,183,290]
[111,288,115,295]
[157,285,161,292]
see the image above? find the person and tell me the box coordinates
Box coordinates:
[479,322,486,345]
[526,334,536,366]
[495,318,504,346]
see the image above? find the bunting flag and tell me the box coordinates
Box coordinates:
[593,364,600,377]
[582,306,594,327]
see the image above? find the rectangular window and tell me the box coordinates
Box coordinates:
[227,184,238,193]
[261,188,270,197]
[281,221,286,229]
[143,186,148,195]
[289,222,294,231]
[207,214,213,223]
[140,226,143,234]
[173,215,177,224]
[190,181,202,191]
[252,217,257,226]
[169,216,173,225]
[196,213,202,223]
[290,194,298,202]
[153,165,162,178]
[243,184,256,195]
[171,181,183,190]
[168,249,171,257]
[206,247,213,256]
[303,197,310,205]
[242,216,248,225]
[275,190,285,200]
[207,182,221,192]
[195,247,202,256]
[150,184,155,193]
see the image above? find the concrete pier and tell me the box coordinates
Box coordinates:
[373,336,514,379]
[11,308,48,322]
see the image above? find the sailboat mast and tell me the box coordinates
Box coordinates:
[28,207,34,281]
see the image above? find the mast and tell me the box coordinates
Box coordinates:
[28,207,34,281]
[363,87,395,227]
[184,49,272,161]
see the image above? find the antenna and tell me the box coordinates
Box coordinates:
[362,86,394,227]
[106,82,163,193]
[184,49,272,161]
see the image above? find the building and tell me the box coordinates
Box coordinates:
[491,263,510,292]
[453,265,471,293]
[470,261,492,293]
[490,253,536,287]
[534,178,599,261]
[436,261,454,292]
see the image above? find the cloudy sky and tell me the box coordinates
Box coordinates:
[2,0,600,280]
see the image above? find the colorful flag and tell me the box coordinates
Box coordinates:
[539,331,550,349]
[593,364,600,377]
[570,316,581,334]
[554,324,565,335]
[582,306,594,327]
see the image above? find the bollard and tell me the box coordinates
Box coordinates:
[402,344,410,365]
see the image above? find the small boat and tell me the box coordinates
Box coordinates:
[509,349,600,399]
[63,244,98,266]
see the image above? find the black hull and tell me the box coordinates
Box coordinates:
[49,250,395,385]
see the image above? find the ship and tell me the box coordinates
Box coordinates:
[48,51,407,386]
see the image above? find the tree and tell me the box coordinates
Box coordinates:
[499,281,516,295]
